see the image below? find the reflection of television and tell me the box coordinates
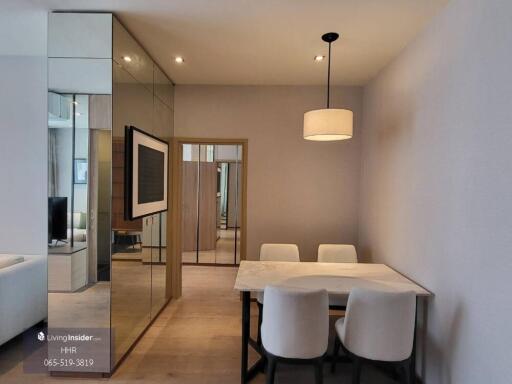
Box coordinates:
[48,197,67,243]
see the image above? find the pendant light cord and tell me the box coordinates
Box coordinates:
[327,41,331,108]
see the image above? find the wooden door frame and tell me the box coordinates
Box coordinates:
[167,137,248,299]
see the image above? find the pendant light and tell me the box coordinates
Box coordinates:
[304,32,353,141]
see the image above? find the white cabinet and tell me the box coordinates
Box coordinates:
[48,58,112,94]
[48,247,87,292]
[48,13,112,59]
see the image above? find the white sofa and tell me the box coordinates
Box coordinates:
[0,254,47,346]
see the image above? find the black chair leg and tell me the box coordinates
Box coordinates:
[257,302,263,346]
[314,358,324,384]
[400,360,411,384]
[331,337,340,373]
[352,357,361,384]
[266,354,277,384]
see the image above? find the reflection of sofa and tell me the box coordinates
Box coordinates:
[67,212,87,242]
[0,254,47,346]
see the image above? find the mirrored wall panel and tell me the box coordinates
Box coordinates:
[47,12,173,374]
[47,11,114,374]
[111,18,174,366]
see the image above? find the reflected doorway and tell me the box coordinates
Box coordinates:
[179,142,245,266]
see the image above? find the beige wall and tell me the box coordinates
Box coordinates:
[359,0,512,382]
[175,85,363,261]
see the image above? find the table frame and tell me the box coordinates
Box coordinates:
[241,292,264,383]
[240,282,426,383]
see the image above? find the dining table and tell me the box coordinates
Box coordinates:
[234,260,432,384]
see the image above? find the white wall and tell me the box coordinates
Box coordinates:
[175,85,363,261]
[359,0,512,382]
[0,8,47,254]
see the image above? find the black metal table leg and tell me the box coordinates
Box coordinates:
[241,291,266,384]
[242,291,250,384]
[410,297,418,384]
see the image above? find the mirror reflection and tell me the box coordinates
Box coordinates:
[47,92,112,364]
[46,13,173,373]
[181,144,242,265]
[110,18,173,364]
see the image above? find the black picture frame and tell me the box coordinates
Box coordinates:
[74,158,88,184]
[124,126,169,221]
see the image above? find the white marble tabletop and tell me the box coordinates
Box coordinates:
[234,261,431,297]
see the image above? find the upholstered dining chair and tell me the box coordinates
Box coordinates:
[317,244,357,263]
[257,243,300,346]
[317,244,357,309]
[260,243,300,262]
[332,287,417,384]
[262,285,329,384]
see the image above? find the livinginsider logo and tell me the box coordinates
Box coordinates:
[36,331,97,343]
[45,334,95,343]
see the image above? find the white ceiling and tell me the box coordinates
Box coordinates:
[6,0,448,85]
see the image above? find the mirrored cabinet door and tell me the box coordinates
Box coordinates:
[111,62,153,364]
[47,91,113,374]
[47,12,173,374]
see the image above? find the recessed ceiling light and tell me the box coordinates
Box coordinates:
[75,112,81,116]
[314,55,325,62]
[122,56,132,62]
[174,56,184,64]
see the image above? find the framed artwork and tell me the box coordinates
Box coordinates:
[124,126,169,220]
[74,158,88,184]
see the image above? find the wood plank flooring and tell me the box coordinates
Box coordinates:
[0,266,396,384]
[182,229,241,265]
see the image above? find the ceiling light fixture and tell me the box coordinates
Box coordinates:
[314,55,325,62]
[75,112,81,116]
[122,56,132,62]
[72,101,78,106]
[174,56,184,64]
[304,32,353,141]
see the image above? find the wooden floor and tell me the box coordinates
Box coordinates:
[0,266,396,384]
[182,229,241,265]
